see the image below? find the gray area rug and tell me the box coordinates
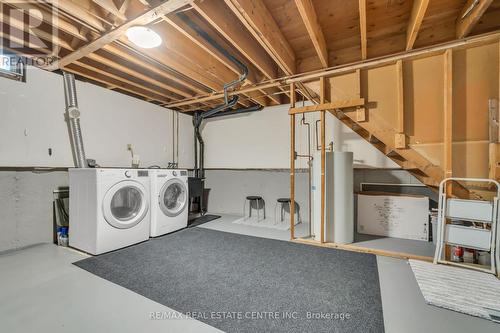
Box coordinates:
[74,228,384,332]
[410,260,500,323]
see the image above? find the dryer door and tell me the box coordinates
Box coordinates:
[159,178,187,217]
[103,180,149,229]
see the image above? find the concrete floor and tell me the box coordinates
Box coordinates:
[1,214,498,333]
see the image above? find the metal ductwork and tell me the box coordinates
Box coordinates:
[177,12,263,215]
[63,71,87,168]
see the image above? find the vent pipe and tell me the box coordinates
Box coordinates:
[63,71,87,168]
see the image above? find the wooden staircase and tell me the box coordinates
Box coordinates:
[298,81,483,199]
[328,107,486,199]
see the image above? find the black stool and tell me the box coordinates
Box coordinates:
[275,198,301,224]
[244,196,266,221]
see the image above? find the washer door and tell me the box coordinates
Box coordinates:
[159,178,187,217]
[103,180,149,229]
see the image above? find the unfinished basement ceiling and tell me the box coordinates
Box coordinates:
[2,0,500,112]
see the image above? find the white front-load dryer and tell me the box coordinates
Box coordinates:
[149,169,189,237]
[69,168,151,255]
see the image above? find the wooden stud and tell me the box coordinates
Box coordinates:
[355,69,366,122]
[358,0,367,60]
[443,49,453,259]
[456,0,494,39]
[290,82,296,240]
[489,98,500,179]
[395,60,407,148]
[289,99,365,115]
[489,143,500,180]
[295,0,328,68]
[489,99,499,143]
[54,0,192,70]
[443,49,453,180]
[406,0,429,51]
[320,77,326,244]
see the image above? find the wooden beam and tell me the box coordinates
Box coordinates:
[65,63,171,104]
[54,0,192,69]
[295,0,328,68]
[406,0,429,51]
[289,98,365,115]
[165,31,500,108]
[225,0,297,75]
[395,60,407,148]
[54,0,106,32]
[456,0,493,39]
[443,49,453,179]
[358,0,367,60]
[292,238,433,262]
[6,1,199,96]
[290,82,296,240]
[163,13,277,106]
[320,77,326,244]
[93,0,127,21]
[192,0,277,80]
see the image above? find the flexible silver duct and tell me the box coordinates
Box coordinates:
[63,71,87,168]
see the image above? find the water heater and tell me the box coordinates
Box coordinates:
[311,151,354,243]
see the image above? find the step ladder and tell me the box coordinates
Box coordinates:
[434,178,499,277]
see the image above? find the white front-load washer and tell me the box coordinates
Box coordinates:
[69,168,151,255]
[149,169,189,237]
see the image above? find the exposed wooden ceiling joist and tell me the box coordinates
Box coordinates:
[225,0,297,75]
[294,0,328,68]
[456,0,494,38]
[2,0,500,111]
[192,0,283,104]
[192,0,277,80]
[406,0,430,50]
[92,0,127,21]
[165,30,500,109]
[5,0,204,101]
[53,0,193,70]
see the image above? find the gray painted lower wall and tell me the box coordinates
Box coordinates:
[0,168,423,252]
[0,171,68,252]
[204,169,423,219]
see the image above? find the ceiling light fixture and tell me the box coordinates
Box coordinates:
[125,26,162,49]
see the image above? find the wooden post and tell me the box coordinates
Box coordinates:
[443,50,453,181]
[290,82,296,240]
[355,69,366,122]
[395,60,407,148]
[443,49,453,260]
[489,98,499,180]
[320,77,326,243]
[493,42,500,180]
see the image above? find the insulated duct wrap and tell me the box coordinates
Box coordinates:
[63,72,87,168]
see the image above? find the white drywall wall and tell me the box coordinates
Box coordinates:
[202,103,399,169]
[0,66,193,168]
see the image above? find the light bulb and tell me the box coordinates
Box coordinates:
[125,26,162,49]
